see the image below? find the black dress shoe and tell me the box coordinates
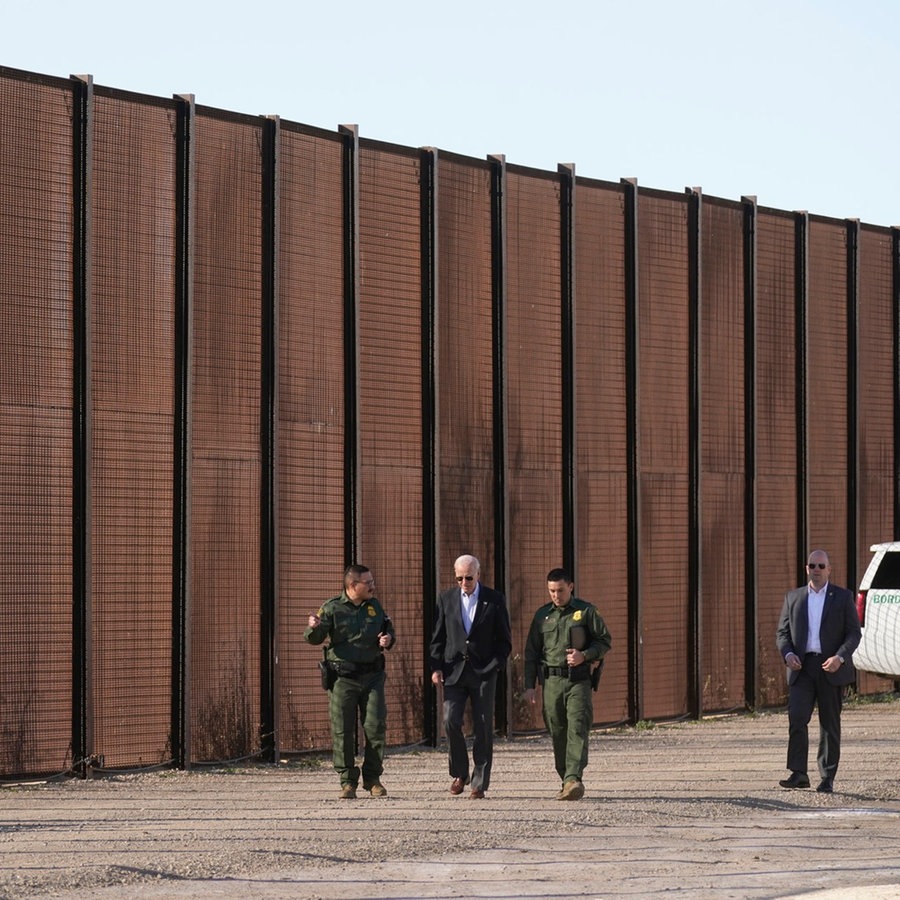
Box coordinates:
[816,778,834,793]
[779,772,811,789]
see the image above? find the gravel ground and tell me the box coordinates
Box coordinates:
[2,699,900,899]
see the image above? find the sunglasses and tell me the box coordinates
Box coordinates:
[807,563,827,570]
[456,575,475,583]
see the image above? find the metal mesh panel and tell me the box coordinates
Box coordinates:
[807,221,848,559]
[856,227,895,554]
[755,211,797,706]
[90,93,176,767]
[189,113,262,762]
[276,128,345,752]
[574,180,629,726]
[504,169,563,732]
[357,144,424,745]
[436,159,495,579]
[0,77,74,776]
[855,226,895,693]
[638,192,690,720]
[700,200,745,711]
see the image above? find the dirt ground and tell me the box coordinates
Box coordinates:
[3,698,900,899]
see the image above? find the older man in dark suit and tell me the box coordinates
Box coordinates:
[776,549,861,793]
[430,554,512,799]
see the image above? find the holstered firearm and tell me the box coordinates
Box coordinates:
[318,647,336,691]
[590,658,605,692]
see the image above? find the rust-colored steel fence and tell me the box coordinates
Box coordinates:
[1,65,898,779]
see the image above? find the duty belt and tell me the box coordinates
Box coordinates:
[544,663,590,681]
[329,657,384,677]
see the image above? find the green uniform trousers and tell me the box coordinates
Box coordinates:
[329,669,386,787]
[542,674,592,784]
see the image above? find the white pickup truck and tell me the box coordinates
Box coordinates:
[854,542,900,679]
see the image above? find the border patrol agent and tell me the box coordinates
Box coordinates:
[524,567,611,800]
[305,564,395,799]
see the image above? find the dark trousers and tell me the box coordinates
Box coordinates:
[787,652,843,779]
[442,666,497,792]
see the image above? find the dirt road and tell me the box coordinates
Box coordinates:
[3,699,900,899]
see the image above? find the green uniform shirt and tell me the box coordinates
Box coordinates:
[523,598,611,689]
[304,592,395,665]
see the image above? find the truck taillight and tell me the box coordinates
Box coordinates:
[856,590,867,627]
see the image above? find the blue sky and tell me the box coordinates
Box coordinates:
[4,0,898,226]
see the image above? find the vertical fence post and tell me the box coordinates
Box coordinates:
[172,93,195,770]
[420,146,440,746]
[259,116,280,763]
[741,196,758,709]
[340,125,361,566]
[686,187,703,720]
[845,219,860,589]
[621,177,642,725]
[559,164,577,581]
[488,153,510,737]
[70,73,93,776]
[794,211,809,579]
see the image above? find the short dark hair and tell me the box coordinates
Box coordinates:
[344,564,371,586]
[547,567,572,583]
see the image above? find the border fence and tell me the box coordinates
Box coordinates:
[1,64,898,780]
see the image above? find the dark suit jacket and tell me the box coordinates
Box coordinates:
[776,582,861,686]
[429,583,512,687]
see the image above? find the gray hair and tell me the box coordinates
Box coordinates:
[454,554,480,573]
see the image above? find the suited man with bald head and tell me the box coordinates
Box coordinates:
[776,549,861,793]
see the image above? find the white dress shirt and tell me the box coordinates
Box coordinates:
[806,582,828,654]
[461,584,480,634]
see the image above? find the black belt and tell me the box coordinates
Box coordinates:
[329,658,383,677]
[544,663,590,681]
[546,666,570,677]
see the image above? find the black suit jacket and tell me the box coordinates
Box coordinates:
[429,583,512,686]
[776,582,861,687]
